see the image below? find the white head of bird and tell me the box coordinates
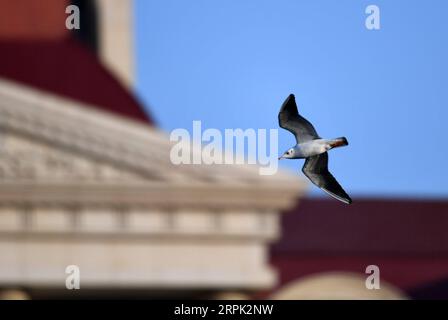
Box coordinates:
[279,148,297,160]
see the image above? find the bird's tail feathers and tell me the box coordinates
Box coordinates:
[329,137,349,148]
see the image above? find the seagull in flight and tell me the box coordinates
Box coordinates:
[278,94,352,204]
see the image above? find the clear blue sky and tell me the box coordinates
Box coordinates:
[134,0,448,199]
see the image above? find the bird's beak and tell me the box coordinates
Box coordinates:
[278,155,283,160]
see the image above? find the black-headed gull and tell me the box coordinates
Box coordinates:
[278,94,352,204]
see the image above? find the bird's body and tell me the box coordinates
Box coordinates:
[290,139,330,158]
[278,94,352,204]
[285,138,348,159]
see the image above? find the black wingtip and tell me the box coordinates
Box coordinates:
[288,93,295,100]
[341,194,352,205]
[340,197,352,205]
[321,188,352,205]
[338,196,352,205]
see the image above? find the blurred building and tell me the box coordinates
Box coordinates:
[268,199,448,299]
[0,0,303,299]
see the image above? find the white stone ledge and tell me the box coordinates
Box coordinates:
[0,240,276,289]
[0,208,280,240]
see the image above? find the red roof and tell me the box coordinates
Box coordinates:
[270,198,448,292]
[273,198,448,255]
[0,38,153,124]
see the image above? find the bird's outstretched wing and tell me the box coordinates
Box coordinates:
[302,152,352,204]
[278,94,320,144]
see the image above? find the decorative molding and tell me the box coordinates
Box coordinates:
[0,132,146,182]
[0,204,279,240]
